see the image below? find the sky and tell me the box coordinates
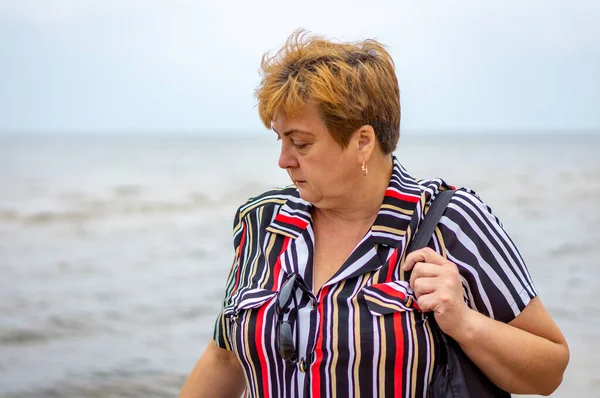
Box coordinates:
[0,0,599,134]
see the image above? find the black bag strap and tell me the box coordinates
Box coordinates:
[405,189,510,397]
[406,189,455,255]
[404,189,455,364]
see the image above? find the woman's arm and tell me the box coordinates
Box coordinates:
[456,296,568,395]
[179,340,246,398]
[404,248,569,396]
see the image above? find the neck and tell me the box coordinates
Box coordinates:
[313,155,393,224]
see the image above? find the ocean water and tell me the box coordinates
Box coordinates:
[0,132,599,397]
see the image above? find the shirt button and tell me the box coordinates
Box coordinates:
[299,358,308,373]
[405,296,413,307]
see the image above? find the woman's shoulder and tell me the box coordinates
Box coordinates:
[235,185,300,221]
[417,177,480,203]
[416,177,501,224]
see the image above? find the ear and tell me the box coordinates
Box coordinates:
[355,124,376,162]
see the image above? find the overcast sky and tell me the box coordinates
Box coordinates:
[0,0,599,134]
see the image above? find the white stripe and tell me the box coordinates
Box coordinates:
[294,226,312,279]
[445,235,513,320]
[326,244,379,287]
[445,202,532,314]
[346,276,364,396]
[371,231,404,241]
[422,320,433,398]
[322,283,340,398]
[372,313,380,398]
[454,194,534,293]
[271,222,302,236]
[404,312,414,398]
[297,297,311,394]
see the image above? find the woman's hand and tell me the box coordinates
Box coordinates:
[403,248,569,395]
[403,247,470,338]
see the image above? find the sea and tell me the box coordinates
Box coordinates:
[0,132,599,397]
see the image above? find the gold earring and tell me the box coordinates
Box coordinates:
[361,159,368,176]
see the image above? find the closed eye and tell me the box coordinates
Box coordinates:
[292,142,307,149]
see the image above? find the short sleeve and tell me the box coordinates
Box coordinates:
[213,205,247,350]
[438,188,537,323]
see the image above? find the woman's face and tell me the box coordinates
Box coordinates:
[272,103,361,209]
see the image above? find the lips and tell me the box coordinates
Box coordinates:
[289,173,305,185]
[290,175,305,184]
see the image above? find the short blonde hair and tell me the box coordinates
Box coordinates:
[256,30,400,154]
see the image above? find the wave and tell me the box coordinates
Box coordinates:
[2,372,186,398]
[0,301,217,348]
[0,183,271,225]
[0,329,49,345]
[548,242,597,257]
[0,315,111,346]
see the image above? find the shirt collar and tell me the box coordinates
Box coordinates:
[369,156,422,247]
[266,156,423,246]
[265,189,313,239]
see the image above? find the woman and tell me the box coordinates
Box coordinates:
[180,31,569,397]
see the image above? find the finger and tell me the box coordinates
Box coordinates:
[411,276,438,299]
[416,292,436,313]
[415,291,451,313]
[409,262,444,288]
[403,247,446,271]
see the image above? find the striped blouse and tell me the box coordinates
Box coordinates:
[213,156,536,398]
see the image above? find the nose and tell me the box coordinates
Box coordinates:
[278,142,298,170]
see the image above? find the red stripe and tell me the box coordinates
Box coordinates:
[386,248,399,282]
[255,300,270,398]
[311,286,330,397]
[393,311,405,394]
[275,213,309,229]
[231,221,247,296]
[375,283,407,302]
[253,238,291,398]
[375,284,421,311]
[273,237,290,290]
[385,188,420,203]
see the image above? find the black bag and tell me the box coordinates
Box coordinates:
[406,189,510,398]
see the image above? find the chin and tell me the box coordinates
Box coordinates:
[297,188,312,203]
[296,186,322,205]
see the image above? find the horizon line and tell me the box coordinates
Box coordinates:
[1,128,599,136]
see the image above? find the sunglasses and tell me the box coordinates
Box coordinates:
[275,273,313,366]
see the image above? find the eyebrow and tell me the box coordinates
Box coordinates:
[272,128,314,137]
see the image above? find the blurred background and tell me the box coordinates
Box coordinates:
[0,1,599,397]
